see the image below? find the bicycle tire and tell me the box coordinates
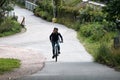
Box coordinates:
[55,44,58,62]
[55,54,57,62]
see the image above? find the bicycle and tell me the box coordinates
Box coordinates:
[54,42,59,62]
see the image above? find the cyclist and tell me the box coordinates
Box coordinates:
[49,27,63,59]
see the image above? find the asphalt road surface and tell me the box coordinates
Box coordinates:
[0,6,120,80]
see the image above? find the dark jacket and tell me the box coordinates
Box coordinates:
[50,32,63,42]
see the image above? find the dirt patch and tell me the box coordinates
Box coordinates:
[0,45,45,80]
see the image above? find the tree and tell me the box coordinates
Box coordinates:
[103,0,120,21]
[53,0,63,17]
[0,0,6,24]
[0,0,14,24]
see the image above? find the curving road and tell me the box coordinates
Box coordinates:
[0,6,120,80]
[0,6,93,62]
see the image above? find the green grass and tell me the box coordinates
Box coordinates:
[77,31,100,56]
[0,58,21,74]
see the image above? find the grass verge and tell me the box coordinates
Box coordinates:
[0,58,20,74]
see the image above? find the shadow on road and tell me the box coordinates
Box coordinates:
[14,62,120,80]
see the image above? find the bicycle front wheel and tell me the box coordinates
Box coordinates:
[55,46,58,62]
[55,54,57,62]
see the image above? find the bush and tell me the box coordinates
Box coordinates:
[78,5,105,23]
[33,1,53,21]
[73,22,81,31]
[79,22,105,41]
[95,43,115,66]
[95,42,120,68]
[102,20,117,31]
[113,54,120,66]
[0,18,21,37]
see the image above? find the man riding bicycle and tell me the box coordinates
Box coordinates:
[49,27,63,59]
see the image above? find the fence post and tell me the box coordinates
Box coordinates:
[114,35,120,49]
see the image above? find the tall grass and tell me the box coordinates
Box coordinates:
[95,43,120,69]
[95,43,114,66]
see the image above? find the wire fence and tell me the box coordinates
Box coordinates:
[25,1,38,11]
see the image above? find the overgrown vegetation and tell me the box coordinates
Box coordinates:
[34,0,53,21]
[34,0,82,22]
[15,0,25,8]
[0,0,21,74]
[33,0,120,70]
[0,58,20,74]
[0,17,22,37]
[0,0,22,37]
[103,0,120,21]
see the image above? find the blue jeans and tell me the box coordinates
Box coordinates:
[51,41,60,55]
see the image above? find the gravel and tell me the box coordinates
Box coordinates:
[0,45,45,80]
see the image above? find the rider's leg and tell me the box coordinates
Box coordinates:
[52,41,55,58]
[57,41,60,54]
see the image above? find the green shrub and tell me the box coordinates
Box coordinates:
[79,23,92,37]
[39,11,47,19]
[0,18,21,37]
[46,15,52,22]
[78,5,105,23]
[74,22,81,31]
[35,1,53,15]
[34,1,53,21]
[113,54,120,67]
[95,43,115,66]
[36,10,53,21]
[95,42,120,68]
[79,22,105,41]
[102,20,117,31]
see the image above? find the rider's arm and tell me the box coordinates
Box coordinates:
[49,33,53,42]
[59,33,63,42]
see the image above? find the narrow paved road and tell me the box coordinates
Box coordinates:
[0,6,93,62]
[0,6,120,80]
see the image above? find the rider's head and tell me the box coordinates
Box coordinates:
[53,27,58,33]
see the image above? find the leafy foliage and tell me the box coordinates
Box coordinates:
[78,5,105,23]
[79,22,105,41]
[0,0,14,24]
[34,1,53,21]
[95,43,114,66]
[103,0,120,21]
[0,17,21,37]
[34,0,120,69]
[95,42,120,68]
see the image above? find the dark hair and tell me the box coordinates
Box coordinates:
[54,27,58,30]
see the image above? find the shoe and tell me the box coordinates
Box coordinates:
[58,51,60,54]
[52,55,55,59]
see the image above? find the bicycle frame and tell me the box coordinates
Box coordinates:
[54,42,59,62]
